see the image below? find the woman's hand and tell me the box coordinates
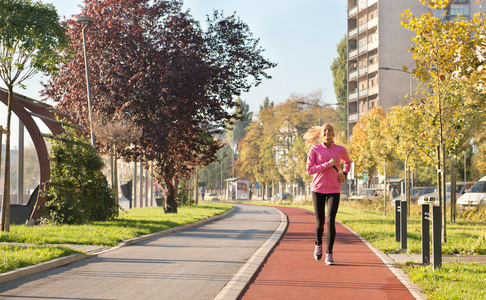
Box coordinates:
[328,158,336,166]
[339,173,346,183]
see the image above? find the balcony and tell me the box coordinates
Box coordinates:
[368,85,378,95]
[349,49,358,58]
[348,113,359,122]
[368,63,378,73]
[358,89,368,98]
[349,70,358,79]
[358,67,368,76]
[349,91,358,100]
[359,45,368,54]
[368,40,378,51]
[348,6,358,17]
[368,17,378,30]
[358,0,367,11]
[349,27,358,37]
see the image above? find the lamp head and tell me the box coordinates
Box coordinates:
[73,15,95,25]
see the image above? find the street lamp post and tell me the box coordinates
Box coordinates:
[73,15,96,147]
[297,101,343,126]
[378,67,412,106]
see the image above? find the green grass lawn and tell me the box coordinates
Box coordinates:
[0,202,233,274]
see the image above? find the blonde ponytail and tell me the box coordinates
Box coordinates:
[303,123,334,146]
[303,126,322,146]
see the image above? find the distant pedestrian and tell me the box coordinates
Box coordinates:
[304,123,351,265]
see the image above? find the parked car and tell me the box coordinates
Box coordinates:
[204,193,220,201]
[417,182,475,206]
[348,188,384,201]
[457,176,486,210]
[391,187,437,206]
[274,193,293,202]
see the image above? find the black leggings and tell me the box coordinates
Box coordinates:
[312,192,340,254]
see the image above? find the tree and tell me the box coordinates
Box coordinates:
[237,92,342,198]
[93,115,142,202]
[331,35,348,135]
[200,98,251,189]
[401,1,486,232]
[43,126,119,224]
[349,107,394,189]
[44,0,276,213]
[226,97,252,143]
[0,0,68,231]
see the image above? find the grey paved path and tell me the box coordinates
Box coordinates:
[0,204,285,300]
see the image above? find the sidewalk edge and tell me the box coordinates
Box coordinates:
[0,206,236,285]
[214,206,288,300]
[338,221,427,300]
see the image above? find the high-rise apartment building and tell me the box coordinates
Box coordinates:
[346,0,482,135]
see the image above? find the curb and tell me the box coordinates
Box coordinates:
[338,221,427,300]
[0,207,236,285]
[214,206,288,300]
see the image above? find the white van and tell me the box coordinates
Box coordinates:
[457,176,486,210]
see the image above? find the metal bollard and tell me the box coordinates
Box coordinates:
[422,203,430,264]
[432,205,442,269]
[395,201,401,242]
[400,200,407,250]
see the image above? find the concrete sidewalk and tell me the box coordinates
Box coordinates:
[0,204,285,300]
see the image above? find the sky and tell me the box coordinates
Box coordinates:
[1,0,347,146]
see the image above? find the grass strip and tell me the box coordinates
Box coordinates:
[0,203,233,246]
[0,245,80,273]
[403,262,486,299]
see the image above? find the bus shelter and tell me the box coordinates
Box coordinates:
[225,178,250,201]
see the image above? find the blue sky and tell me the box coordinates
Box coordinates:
[1,0,347,144]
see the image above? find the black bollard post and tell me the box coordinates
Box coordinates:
[395,201,400,242]
[432,205,442,269]
[422,203,430,264]
[400,200,407,250]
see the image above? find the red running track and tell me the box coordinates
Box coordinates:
[240,206,416,300]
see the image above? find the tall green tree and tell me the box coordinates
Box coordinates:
[0,0,68,231]
[226,97,252,143]
[331,35,348,135]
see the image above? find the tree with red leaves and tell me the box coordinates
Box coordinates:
[44,0,276,212]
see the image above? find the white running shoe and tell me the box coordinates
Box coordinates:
[314,244,322,261]
[325,253,334,265]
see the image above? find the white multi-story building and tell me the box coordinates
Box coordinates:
[346,0,482,135]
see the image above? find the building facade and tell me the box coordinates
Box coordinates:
[346,0,481,135]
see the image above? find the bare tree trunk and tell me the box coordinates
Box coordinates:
[1,86,13,232]
[451,158,457,224]
[164,177,178,213]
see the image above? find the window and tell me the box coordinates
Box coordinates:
[450,4,468,16]
[369,34,378,43]
[369,77,377,87]
[369,11,377,20]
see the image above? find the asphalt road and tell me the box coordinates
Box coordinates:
[0,204,285,300]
